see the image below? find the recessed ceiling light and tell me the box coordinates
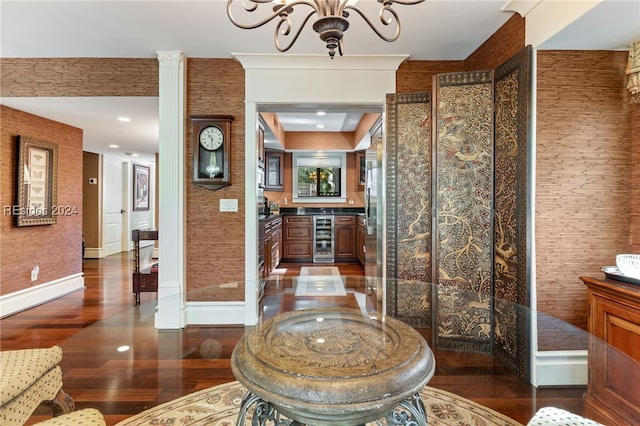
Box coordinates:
[109,144,119,148]
[118,117,131,122]
[316,124,325,129]
[316,111,326,116]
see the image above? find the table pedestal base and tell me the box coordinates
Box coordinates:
[236,391,428,426]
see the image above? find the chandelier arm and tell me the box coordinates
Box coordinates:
[346,4,401,43]
[274,9,318,52]
[227,0,318,30]
[382,0,425,5]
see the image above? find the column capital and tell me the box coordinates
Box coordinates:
[156,51,184,67]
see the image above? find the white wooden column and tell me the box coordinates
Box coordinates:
[155,51,186,329]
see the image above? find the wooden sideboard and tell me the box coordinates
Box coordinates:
[580,275,640,425]
[132,229,158,306]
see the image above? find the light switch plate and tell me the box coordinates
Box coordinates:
[220,199,238,212]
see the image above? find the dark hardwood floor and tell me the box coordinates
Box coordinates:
[0,253,595,425]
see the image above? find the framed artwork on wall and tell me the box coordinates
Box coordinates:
[15,135,59,227]
[133,164,150,211]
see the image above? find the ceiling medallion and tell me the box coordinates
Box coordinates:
[227,0,425,59]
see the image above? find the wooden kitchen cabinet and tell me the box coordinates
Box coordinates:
[357,215,365,267]
[335,215,356,261]
[282,215,313,261]
[132,229,158,306]
[265,149,284,191]
[263,215,282,277]
[581,275,640,426]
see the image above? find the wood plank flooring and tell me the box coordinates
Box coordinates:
[0,253,597,425]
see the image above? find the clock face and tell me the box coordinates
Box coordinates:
[199,126,224,150]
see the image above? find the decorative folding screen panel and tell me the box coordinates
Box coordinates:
[384,50,531,378]
[433,70,495,353]
[493,45,532,381]
[385,92,432,327]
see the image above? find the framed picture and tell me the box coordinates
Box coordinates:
[15,136,58,227]
[133,164,150,211]
[355,151,366,192]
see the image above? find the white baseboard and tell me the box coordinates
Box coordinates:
[185,301,245,325]
[83,247,104,258]
[0,273,85,318]
[533,350,588,387]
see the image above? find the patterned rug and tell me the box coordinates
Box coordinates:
[295,266,346,296]
[114,381,523,426]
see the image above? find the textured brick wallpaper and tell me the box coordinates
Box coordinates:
[536,50,634,338]
[185,58,246,301]
[1,106,83,295]
[0,58,157,97]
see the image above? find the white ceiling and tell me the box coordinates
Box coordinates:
[1,0,639,157]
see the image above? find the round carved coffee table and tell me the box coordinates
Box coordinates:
[231,308,435,425]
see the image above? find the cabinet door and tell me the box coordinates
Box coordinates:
[265,150,284,191]
[582,277,640,425]
[272,225,281,269]
[258,120,265,169]
[264,234,272,277]
[357,218,365,266]
[335,216,356,260]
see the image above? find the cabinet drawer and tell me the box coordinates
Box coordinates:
[284,215,312,225]
[335,215,355,224]
[284,242,312,258]
[285,226,312,239]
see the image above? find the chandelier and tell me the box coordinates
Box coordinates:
[226,0,425,59]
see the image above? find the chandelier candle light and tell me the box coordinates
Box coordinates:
[227,0,425,58]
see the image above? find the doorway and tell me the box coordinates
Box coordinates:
[239,53,406,325]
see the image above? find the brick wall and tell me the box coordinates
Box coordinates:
[0,106,83,295]
[631,103,640,252]
[536,50,634,336]
[0,58,157,96]
[465,14,526,71]
[185,58,246,301]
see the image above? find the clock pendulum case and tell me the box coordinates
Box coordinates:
[190,115,234,190]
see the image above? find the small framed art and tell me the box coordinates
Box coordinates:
[15,135,59,226]
[133,164,150,211]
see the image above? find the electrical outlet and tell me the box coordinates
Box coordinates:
[31,266,39,281]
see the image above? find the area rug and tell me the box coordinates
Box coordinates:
[115,381,523,426]
[295,266,346,296]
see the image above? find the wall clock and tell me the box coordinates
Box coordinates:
[190,114,234,190]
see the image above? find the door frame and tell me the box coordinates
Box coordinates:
[237,54,407,325]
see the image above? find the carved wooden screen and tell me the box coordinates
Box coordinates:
[493,45,532,381]
[433,71,495,353]
[384,50,531,378]
[385,93,433,327]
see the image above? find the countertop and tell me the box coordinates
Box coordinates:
[279,207,365,216]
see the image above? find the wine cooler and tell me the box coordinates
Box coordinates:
[313,215,334,262]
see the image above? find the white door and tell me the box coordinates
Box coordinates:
[103,156,124,256]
